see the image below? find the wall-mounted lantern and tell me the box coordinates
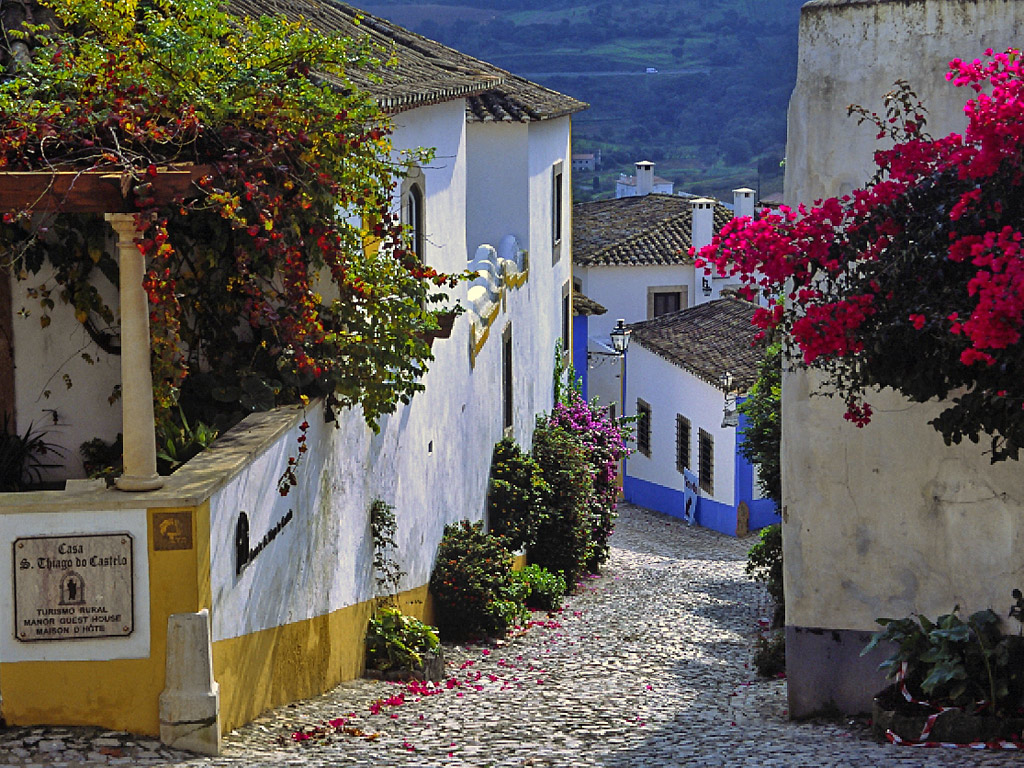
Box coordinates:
[720,370,738,428]
[701,276,713,297]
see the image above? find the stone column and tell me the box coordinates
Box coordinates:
[106,213,163,491]
[159,610,221,755]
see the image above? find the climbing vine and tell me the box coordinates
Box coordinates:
[0,0,456,433]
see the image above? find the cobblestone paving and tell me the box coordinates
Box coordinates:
[3,503,1023,767]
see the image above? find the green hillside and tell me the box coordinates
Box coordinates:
[363,0,803,202]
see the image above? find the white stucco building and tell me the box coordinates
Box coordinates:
[623,298,778,537]
[615,160,674,198]
[780,0,1024,717]
[0,0,587,739]
[572,187,757,416]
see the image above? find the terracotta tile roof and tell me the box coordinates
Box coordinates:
[572,290,607,317]
[229,0,585,120]
[628,298,762,391]
[466,74,587,123]
[573,194,732,267]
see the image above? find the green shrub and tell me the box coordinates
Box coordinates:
[746,523,784,628]
[511,564,567,611]
[530,421,595,588]
[430,521,526,641]
[365,607,440,673]
[753,631,786,678]
[863,604,1024,713]
[487,438,549,552]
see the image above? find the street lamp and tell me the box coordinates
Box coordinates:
[610,318,631,354]
[720,370,738,428]
[610,319,631,498]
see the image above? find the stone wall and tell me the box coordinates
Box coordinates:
[781,0,1024,716]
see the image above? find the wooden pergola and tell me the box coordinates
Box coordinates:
[0,166,208,491]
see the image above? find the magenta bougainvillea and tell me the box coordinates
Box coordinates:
[695,49,1024,461]
[547,390,629,570]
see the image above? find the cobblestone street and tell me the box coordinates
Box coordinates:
[3,503,1022,767]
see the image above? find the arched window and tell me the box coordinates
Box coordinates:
[401,168,425,261]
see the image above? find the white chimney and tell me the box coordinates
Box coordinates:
[635,160,654,197]
[691,198,714,251]
[733,187,756,220]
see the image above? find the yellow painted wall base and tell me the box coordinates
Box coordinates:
[1,657,169,735]
[213,583,434,733]
[0,505,207,736]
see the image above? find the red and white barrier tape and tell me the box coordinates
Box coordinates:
[886,662,1024,749]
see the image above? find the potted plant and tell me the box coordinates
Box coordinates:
[1,415,63,491]
[862,597,1024,744]
[364,607,443,682]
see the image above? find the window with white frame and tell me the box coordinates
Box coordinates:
[551,161,563,263]
[676,414,691,473]
[637,399,651,457]
[502,324,513,433]
[401,167,425,261]
[698,428,714,494]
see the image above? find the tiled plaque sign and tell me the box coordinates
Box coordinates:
[13,533,134,642]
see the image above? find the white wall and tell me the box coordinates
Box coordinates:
[783,0,1024,635]
[10,263,123,480]
[785,0,1024,207]
[625,344,735,506]
[391,100,468,276]
[208,105,573,641]
[466,121,530,261]
[580,264,696,343]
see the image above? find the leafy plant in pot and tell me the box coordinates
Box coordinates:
[365,607,442,682]
[364,499,444,681]
[863,596,1024,744]
[1,414,64,491]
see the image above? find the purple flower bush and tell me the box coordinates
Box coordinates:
[545,390,631,572]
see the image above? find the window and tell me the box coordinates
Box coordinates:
[552,161,564,263]
[653,291,681,317]
[647,285,686,319]
[401,168,425,261]
[698,428,714,494]
[637,399,651,457]
[676,415,691,473]
[502,325,513,432]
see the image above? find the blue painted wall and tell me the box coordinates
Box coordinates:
[572,314,589,399]
[624,475,750,535]
[735,408,780,530]
[623,402,780,536]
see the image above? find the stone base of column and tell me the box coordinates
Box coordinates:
[115,473,165,492]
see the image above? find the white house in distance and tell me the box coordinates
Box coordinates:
[0,0,586,745]
[572,151,601,172]
[572,188,756,414]
[615,160,674,197]
[624,298,778,536]
[780,0,1024,718]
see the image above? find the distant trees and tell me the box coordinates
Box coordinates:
[393,0,803,193]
